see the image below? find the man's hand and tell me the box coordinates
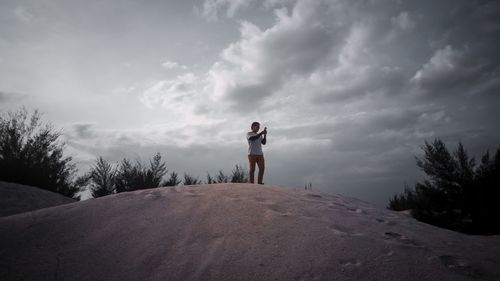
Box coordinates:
[262,127,267,135]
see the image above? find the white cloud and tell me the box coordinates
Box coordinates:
[204,1,411,108]
[161,60,188,70]
[412,45,462,83]
[410,44,492,94]
[137,72,230,145]
[206,1,340,108]
[140,73,198,109]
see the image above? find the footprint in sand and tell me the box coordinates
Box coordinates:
[438,255,482,278]
[384,232,423,247]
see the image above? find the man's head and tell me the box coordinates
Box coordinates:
[251,122,260,133]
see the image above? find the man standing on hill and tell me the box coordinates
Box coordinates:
[247,122,267,184]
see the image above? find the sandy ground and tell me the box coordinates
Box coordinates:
[1,183,499,281]
[0,181,76,217]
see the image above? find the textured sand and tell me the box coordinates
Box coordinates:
[1,183,499,281]
[0,181,76,217]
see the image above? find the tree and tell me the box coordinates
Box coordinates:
[183,173,200,185]
[230,164,247,183]
[206,173,215,184]
[206,171,229,184]
[206,165,248,184]
[115,158,141,193]
[473,147,500,233]
[215,170,229,183]
[144,153,167,188]
[0,108,80,199]
[115,153,167,192]
[388,139,500,234]
[163,171,181,186]
[77,157,117,198]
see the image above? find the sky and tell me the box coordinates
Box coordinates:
[1,0,499,206]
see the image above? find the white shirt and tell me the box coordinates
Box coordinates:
[247,132,264,155]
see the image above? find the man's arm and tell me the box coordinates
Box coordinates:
[261,134,266,145]
[248,132,263,142]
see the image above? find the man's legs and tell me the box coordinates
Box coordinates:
[256,155,265,184]
[248,155,257,183]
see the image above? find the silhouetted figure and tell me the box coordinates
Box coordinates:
[246,122,267,184]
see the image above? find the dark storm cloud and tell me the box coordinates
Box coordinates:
[210,0,500,108]
[408,1,500,98]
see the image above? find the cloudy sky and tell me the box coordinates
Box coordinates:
[1,0,499,205]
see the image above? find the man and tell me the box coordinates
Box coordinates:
[247,122,267,184]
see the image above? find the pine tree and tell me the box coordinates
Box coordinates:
[144,153,167,189]
[78,157,117,198]
[163,171,181,186]
[183,173,200,185]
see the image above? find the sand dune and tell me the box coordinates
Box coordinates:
[1,183,499,281]
[0,181,76,217]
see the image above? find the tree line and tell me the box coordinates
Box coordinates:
[78,154,248,198]
[0,108,247,200]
